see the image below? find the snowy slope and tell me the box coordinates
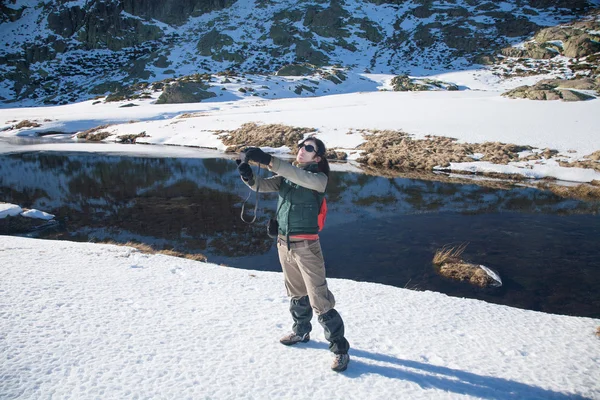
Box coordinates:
[1,236,599,399]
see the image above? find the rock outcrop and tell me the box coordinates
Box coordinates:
[155,81,216,104]
[502,78,598,101]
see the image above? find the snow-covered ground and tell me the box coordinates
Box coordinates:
[1,69,599,183]
[1,236,598,399]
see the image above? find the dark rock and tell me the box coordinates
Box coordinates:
[414,24,435,49]
[122,0,235,26]
[153,55,171,68]
[495,15,539,37]
[74,1,164,51]
[302,2,350,39]
[197,30,234,56]
[270,23,296,47]
[275,64,315,76]
[358,19,383,43]
[411,5,434,19]
[90,81,126,95]
[295,41,329,66]
[47,6,86,38]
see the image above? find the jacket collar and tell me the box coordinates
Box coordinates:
[293,161,318,170]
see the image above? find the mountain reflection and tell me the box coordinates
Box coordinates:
[2,152,599,318]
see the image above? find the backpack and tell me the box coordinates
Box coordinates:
[317,197,327,232]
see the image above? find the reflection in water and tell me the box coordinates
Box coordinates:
[1,152,599,318]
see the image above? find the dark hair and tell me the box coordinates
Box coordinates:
[300,137,329,177]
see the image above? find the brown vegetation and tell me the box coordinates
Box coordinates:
[101,240,207,262]
[77,124,112,141]
[117,132,149,143]
[432,244,497,288]
[15,120,41,129]
[560,159,600,173]
[538,182,600,202]
[357,129,534,171]
[596,326,600,338]
[219,122,316,153]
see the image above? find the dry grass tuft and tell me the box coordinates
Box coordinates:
[433,243,497,288]
[102,240,207,262]
[116,132,148,144]
[432,243,468,266]
[15,120,41,129]
[219,122,315,153]
[77,124,112,141]
[585,150,600,161]
[439,263,494,288]
[558,159,600,172]
[596,326,600,338]
[357,129,533,171]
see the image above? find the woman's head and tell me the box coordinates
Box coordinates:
[297,137,329,176]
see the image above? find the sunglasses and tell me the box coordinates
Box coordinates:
[300,143,317,153]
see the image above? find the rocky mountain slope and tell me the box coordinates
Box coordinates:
[0,0,598,106]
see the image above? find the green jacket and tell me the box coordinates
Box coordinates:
[242,157,327,237]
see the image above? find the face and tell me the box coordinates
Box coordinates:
[296,140,321,164]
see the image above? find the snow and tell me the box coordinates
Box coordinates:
[1,236,598,399]
[19,208,55,220]
[0,203,22,218]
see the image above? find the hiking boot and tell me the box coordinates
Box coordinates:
[331,353,350,372]
[279,332,310,346]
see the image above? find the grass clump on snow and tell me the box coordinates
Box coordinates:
[15,120,41,129]
[432,243,499,288]
[102,240,207,262]
[219,122,315,153]
[77,124,112,141]
[357,129,533,172]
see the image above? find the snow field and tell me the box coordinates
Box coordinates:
[1,236,598,399]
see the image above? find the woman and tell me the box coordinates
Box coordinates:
[237,138,350,372]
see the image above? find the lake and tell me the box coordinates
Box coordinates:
[1,151,599,318]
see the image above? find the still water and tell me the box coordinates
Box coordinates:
[1,151,599,318]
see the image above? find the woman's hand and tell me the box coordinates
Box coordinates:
[236,159,253,181]
[243,147,272,166]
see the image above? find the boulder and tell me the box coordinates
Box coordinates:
[563,34,600,58]
[390,75,430,91]
[540,77,597,90]
[534,26,572,43]
[558,89,595,101]
[503,82,596,101]
[156,81,216,104]
[524,43,558,59]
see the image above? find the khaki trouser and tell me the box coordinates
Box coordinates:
[277,238,335,315]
